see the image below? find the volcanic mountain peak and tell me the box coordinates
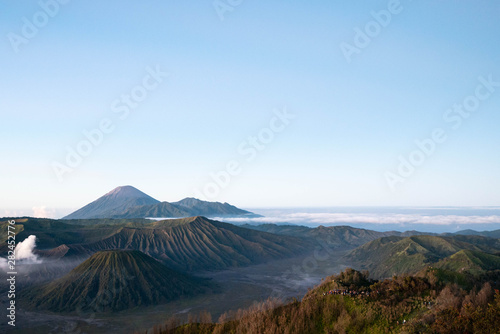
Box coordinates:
[64,186,257,219]
[104,185,156,199]
[49,215,308,271]
[63,186,160,219]
[23,250,211,312]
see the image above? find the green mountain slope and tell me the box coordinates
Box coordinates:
[1,217,308,271]
[0,218,125,252]
[76,217,308,271]
[23,250,211,312]
[346,235,500,278]
[241,224,312,237]
[434,249,500,275]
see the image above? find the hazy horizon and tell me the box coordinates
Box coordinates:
[5,203,500,234]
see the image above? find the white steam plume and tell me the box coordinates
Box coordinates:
[14,235,42,264]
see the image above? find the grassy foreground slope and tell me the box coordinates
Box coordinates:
[145,268,500,334]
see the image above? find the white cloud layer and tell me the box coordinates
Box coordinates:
[0,207,57,218]
[32,206,55,218]
[215,213,500,226]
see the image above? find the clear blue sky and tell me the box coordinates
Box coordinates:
[1,0,500,217]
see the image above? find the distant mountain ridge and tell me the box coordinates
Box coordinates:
[63,186,258,219]
[452,229,500,239]
[243,223,430,249]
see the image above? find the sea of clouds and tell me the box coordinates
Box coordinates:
[213,207,500,233]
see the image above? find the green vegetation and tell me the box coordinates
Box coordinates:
[0,218,26,244]
[60,217,153,226]
[144,268,500,334]
[434,250,500,276]
[140,230,500,333]
[22,250,213,312]
[244,224,429,250]
[346,235,500,278]
[0,217,124,253]
[80,217,308,271]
